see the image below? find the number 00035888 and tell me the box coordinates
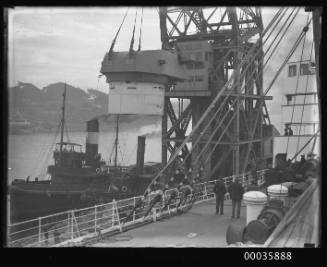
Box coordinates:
[244,251,292,261]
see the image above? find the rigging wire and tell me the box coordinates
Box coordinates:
[174,8,299,170]
[145,8,303,191]
[64,117,70,143]
[129,9,138,53]
[290,128,320,161]
[198,8,303,171]
[178,7,291,170]
[264,8,298,65]
[28,112,61,178]
[193,10,309,175]
[267,7,288,49]
[310,128,319,156]
[35,120,61,179]
[295,39,315,154]
[285,13,310,154]
[243,19,312,167]
[108,7,129,56]
[118,144,125,165]
[138,8,144,52]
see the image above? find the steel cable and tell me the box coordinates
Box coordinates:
[295,39,315,154]
[145,8,292,191]
[286,13,310,154]
[169,8,300,175]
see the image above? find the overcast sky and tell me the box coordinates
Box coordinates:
[7,7,315,130]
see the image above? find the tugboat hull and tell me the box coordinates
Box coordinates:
[9,185,127,223]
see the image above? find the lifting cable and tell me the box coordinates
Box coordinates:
[108,7,129,57]
[144,8,295,192]
[138,8,144,52]
[286,13,310,155]
[295,39,315,153]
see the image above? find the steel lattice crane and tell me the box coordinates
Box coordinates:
[159,7,272,183]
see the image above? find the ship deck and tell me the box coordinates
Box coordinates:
[90,198,246,247]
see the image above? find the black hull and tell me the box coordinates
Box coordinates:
[10,188,128,223]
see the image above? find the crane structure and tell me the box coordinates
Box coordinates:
[159,7,273,181]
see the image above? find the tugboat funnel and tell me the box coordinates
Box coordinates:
[86,119,99,166]
[136,135,146,175]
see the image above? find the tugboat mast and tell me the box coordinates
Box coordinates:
[114,114,119,168]
[60,83,67,154]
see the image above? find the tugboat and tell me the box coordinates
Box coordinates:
[9,84,160,223]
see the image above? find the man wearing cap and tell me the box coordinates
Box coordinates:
[213,178,227,215]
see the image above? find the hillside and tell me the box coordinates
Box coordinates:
[9,82,160,133]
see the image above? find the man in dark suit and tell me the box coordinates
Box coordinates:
[228,177,244,219]
[213,178,227,215]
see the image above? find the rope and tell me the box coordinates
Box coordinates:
[295,39,314,153]
[138,8,144,52]
[286,13,310,154]
[108,7,129,56]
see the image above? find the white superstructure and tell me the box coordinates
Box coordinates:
[273,60,320,164]
[108,82,165,115]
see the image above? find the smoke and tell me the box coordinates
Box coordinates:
[139,123,161,138]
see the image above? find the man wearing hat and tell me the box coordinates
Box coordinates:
[228,177,244,219]
[213,178,227,215]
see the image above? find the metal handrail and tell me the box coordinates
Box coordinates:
[8,169,268,247]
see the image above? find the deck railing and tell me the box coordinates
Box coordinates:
[7,169,268,247]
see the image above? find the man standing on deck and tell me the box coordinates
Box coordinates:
[213,178,226,215]
[228,177,244,219]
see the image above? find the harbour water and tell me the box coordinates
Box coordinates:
[8,125,162,182]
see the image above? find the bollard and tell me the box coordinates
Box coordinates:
[243,191,267,225]
[267,184,288,206]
